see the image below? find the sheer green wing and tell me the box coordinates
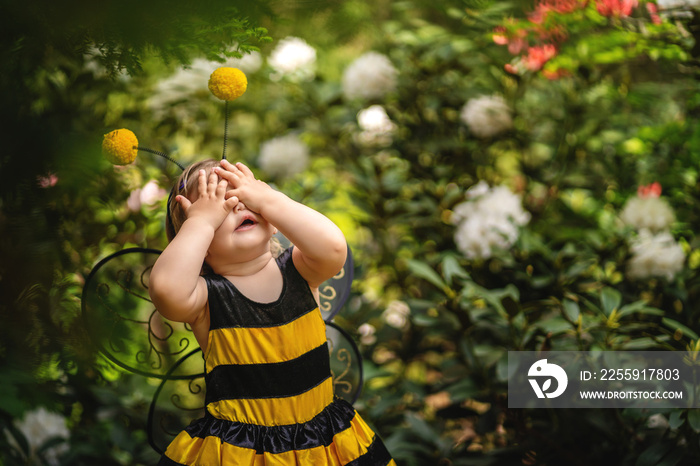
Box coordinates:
[81,248,204,379]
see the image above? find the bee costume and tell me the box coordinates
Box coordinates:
[89,66,395,465]
[159,248,393,465]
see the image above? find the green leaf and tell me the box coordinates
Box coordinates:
[4,422,30,457]
[562,299,580,322]
[619,338,659,350]
[687,410,700,432]
[600,287,622,317]
[405,412,442,445]
[635,441,674,466]
[662,318,699,341]
[406,259,447,290]
[441,255,469,284]
[668,410,685,429]
[446,377,479,402]
[618,301,664,318]
[533,316,572,335]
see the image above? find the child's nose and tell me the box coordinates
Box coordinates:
[234,201,246,212]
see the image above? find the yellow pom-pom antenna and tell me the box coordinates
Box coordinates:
[102,128,185,170]
[102,129,138,165]
[208,67,247,101]
[208,67,247,159]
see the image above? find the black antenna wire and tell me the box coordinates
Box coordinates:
[222,101,229,160]
[136,146,186,171]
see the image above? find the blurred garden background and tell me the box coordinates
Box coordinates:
[3,0,700,464]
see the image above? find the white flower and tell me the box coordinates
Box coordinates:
[342,52,398,101]
[227,51,263,74]
[452,183,530,259]
[647,413,670,429]
[657,0,700,17]
[148,58,214,113]
[454,215,520,260]
[358,323,377,345]
[452,185,531,227]
[268,36,316,80]
[127,180,167,212]
[460,95,513,139]
[13,407,69,466]
[258,134,310,178]
[382,300,411,329]
[484,186,532,225]
[464,180,490,199]
[159,58,213,94]
[355,105,397,146]
[627,230,686,281]
[620,196,675,233]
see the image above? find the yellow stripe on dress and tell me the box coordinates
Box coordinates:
[205,308,326,371]
[206,377,335,426]
[164,408,378,465]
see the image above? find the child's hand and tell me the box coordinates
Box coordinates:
[177,169,239,230]
[214,161,275,215]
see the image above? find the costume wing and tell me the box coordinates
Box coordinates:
[326,321,363,404]
[82,244,362,454]
[80,248,205,380]
[146,349,206,454]
[273,233,354,322]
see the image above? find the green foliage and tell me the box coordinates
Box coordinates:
[5,0,700,464]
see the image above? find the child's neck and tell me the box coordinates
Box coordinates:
[211,250,274,278]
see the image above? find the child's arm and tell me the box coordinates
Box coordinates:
[149,169,239,323]
[215,161,347,287]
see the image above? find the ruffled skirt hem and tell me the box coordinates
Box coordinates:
[158,398,394,466]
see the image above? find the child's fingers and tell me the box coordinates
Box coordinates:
[207,170,219,192]
[215,178,229,196]
[220,160,251,180]
[197,169,207,194]
[213,165,238,185]
[235,162,256,179]
[224,195,239,210]
[175,195,192,210]
[220,159,238,173]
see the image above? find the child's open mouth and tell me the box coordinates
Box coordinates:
[235,218,257,231]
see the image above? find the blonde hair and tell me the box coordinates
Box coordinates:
[166,159,219,242]
[165,159,284,258]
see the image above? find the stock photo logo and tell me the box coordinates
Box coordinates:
[528,359,568,399]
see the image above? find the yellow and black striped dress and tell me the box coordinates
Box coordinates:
[158,248,395,465]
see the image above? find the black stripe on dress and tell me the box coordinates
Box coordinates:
[205,342,331,402]
[156,454,182,466]
[183,398,359,454]
[345,434,394,466]
[205,248,320,330]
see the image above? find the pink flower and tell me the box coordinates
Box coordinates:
[509,37,529,55]
[529,0,587,23]
[595,0,638,17]
[637,182,662,199]
[504,63,519,74]
[37,173,58,188]
[492,27,528,54]
[523,44,557,71]
[127,180,167,212]
[492,26,509,45]
[646,2,662,24]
